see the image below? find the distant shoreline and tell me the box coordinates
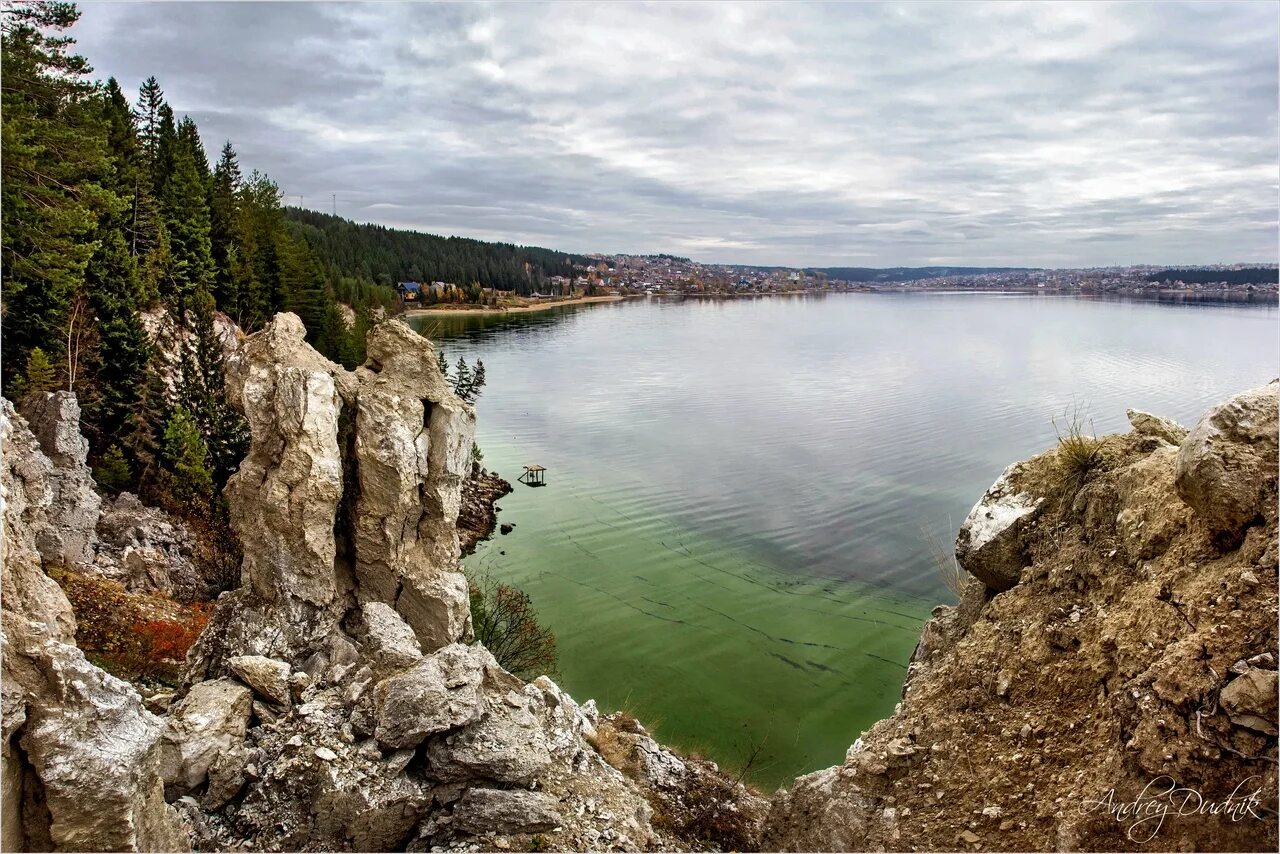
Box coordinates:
[403,294,626,316]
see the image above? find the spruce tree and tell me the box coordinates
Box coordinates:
[94,444,132,494]
[162,406,213,510]
[158,114,213,311]
[210,141,242,309]
[1,2,114,388]
[84,229,150,449]
[177,285,247,487]
[134,75,165,176]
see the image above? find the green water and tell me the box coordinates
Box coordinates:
[412,293,1277,789]
[467,436,927,788]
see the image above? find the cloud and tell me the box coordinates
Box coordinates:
[70,1,1278,267]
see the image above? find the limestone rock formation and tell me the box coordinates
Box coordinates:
[188,313,475,680]
[767,390,1279,852]
[1,316,767,853]
[954,456,1048,590]
[1175,380,1279,543]
[16,391,100,569]
[352,319,475,652]
[1,401,187,852]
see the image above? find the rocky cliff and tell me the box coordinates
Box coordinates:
[2,314,1275,851]
[768,383,1278,851]
[2,314,752,853]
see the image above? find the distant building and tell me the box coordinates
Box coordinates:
[396,281,422,310]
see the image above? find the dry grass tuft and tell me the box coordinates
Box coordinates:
[1053,403,1104,492]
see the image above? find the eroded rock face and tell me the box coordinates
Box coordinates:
[17,391,100,569]
[96,491,210,600]
[190,314,475,680]
[1,401,188,852]
[1175,380,1279,543]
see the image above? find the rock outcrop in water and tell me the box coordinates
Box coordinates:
[768,382,1278,852]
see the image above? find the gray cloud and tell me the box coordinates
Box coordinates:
[72,1,1278,266]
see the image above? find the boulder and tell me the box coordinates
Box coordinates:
[424,692,553,785]
[228,655,292,706]
[955,459,1046,590]
[1126,409,1188,445]
[1175,380,1278,542]
[158,679,253,795]
[373,643,487,749]
[355,601,423,675]
[448,787,563,835]
[1220,668,1278,735]
[1115,446,1190,561]
[17,391,99,569]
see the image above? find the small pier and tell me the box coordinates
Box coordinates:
[518,464,547,487]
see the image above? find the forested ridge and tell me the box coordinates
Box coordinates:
[0,3,572,513]
[285,207,585,297]
[1146,267,1278,286]
[2,2,320,528]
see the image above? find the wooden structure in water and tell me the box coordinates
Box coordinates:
[518,464,547,487]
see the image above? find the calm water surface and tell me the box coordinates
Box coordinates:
[411,293,1277,788]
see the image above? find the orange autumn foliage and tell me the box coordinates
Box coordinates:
[48,567,212,684]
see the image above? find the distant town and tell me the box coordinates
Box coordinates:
[395,257,1277,312]
[538,257,1279,299]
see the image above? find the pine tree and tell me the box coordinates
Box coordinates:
[1,2,114,388]
[162,406,213,509]
[105,77,162,265]
[93,444,132,493]
[177,285,247,487]
[11,347,59,401]
[453,357,473,401]
[122,358,169,493]
[436,348,450,379]
[151,102,176,196]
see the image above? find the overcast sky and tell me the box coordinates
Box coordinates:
[73,1,1278,267]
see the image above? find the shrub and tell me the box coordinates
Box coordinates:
[1053,404,1104,491]
[94,444,133,494]
[50,567,211,684]
[468,575,557,679]
[922,518,968,600]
